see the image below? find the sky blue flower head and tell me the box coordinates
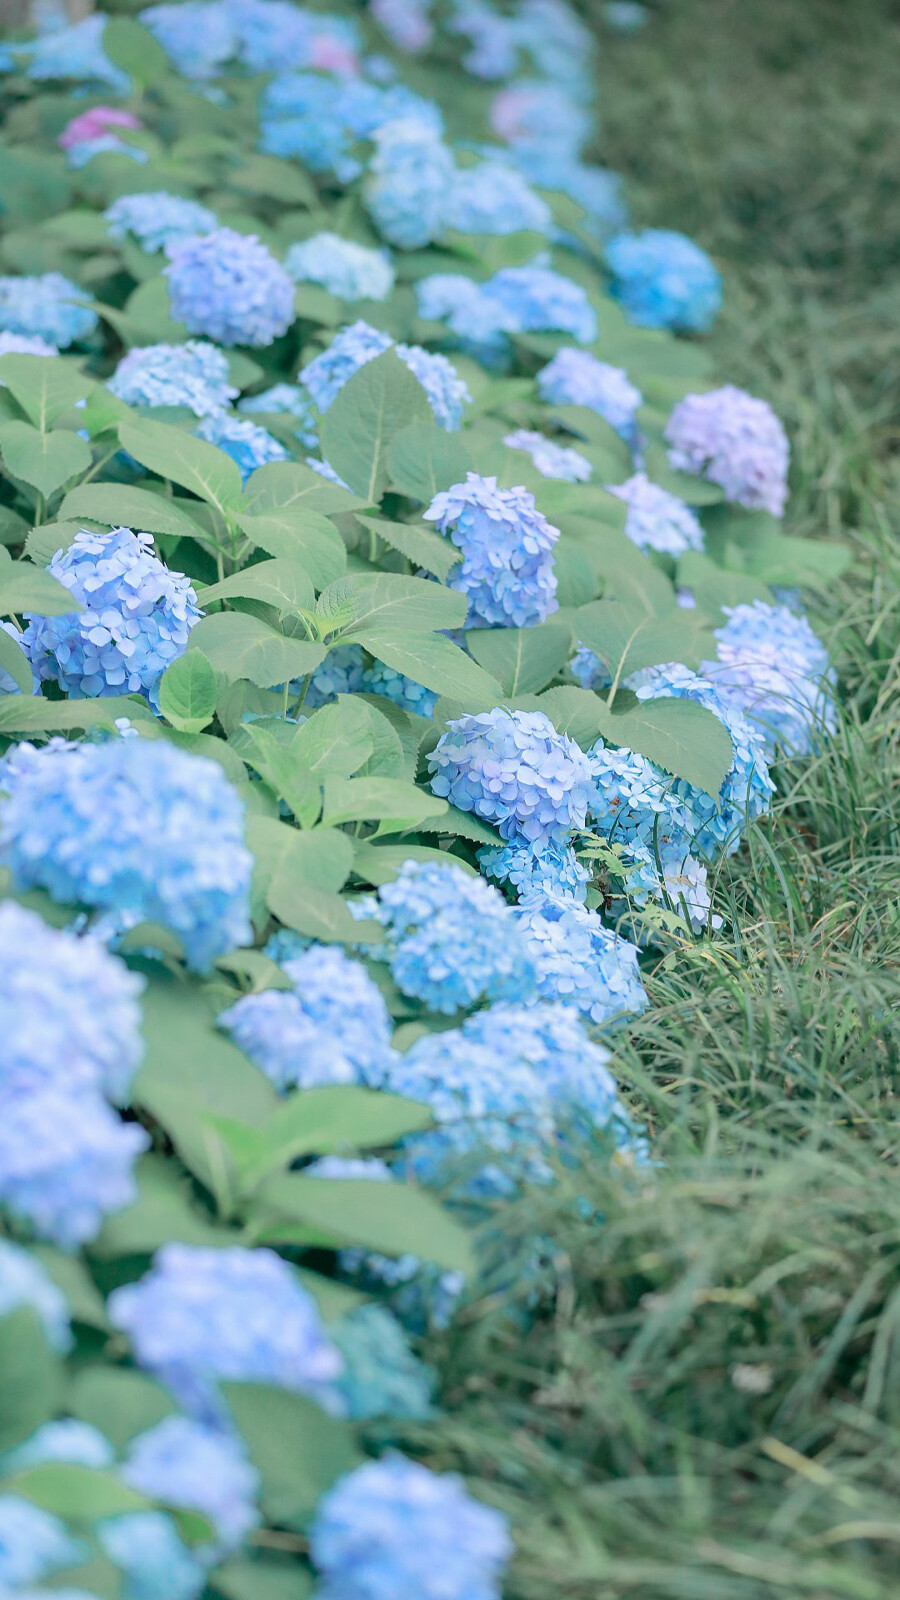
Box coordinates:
[372,0,433,52]
[166,228,294,349]
[0,330,58,363]
[286,233,395,302]
[304,642,367,709]
[0,901,143,1104]
[238,383,318,448]
[22,527,201,707]
[665,385,790,516]
[99,1511,204,1600]
[108,342,237,417]
[0,736,253,972]
[512,149,628,240]
[415,274,518,367]
[503,429,592,482]
[0,1084,148,1249]
[2,1420,113,1473]
[605,229,722,332]
[703,600,837,758]
[538,348,642,438]
[23,14,130,89]
[516,893,649,1027]
[429,707,593,845]
[0,273,97,348]
[587,740,695,853]
[424,473,559,627]
[629,661,776,855]
[0,1496,81,1588]
[609,472,704,557]
[484,265,598,343]
[570,642,612,691]
[301,321,469,431]
[361,660,437,717]
[259,77,361,179]
[109,1244,343,1425]
[140,2,237,78]
[479,836,591,903]
[449,1,520,79]
[358,858,537,1014]
[0,1238,71,1352]
[491,78,593,159]
[65,135,149,170]
[332,1303,435,1421]
[445,160,552,236]
[196,412,288,481]
[365,117,456,248]
[310,1454,512,1600]
[122,1417,260,1558]
[104,193,218,256]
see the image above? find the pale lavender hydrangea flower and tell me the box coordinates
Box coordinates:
[301,321,469,430]
[195,412,288,481]
[0,331,58,366]
[0,1237,72,1352]
[703,600,837,757]
[0,272,97,348]
[166,228,294,348]
[429,707,593,845]
[0,1497,81,1588]
[482,265,597,343]
[445,160,552,236]
[424,473,559,626]
[98,1510,204,1600]
[122,1416,260,1557]
[538,347,642,438]
[108,341,238,417]
[104,192,218,256]
[516,892,649,1027]
[286,233,395,301]
[504,429,592,482]
[479,836,590,902]
[609,472,704,557]
[665,385,790,516]
[365,117,456,248]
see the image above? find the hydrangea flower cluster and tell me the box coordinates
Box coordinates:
[361,660,438,717]
[108,1244,343,1425]
[0,330,57,365]
[417,264,597,358]
[605,229,722,332]
[0,1495,81,1588]
[430,708,593,845]
[587,740,695,853]
[285,232,396,301]
[301,321,470,430]
[512,147,628,240]
[238,382,318,448]
[304,642,367,708]
[104,192,218,256]
[479,836,591,902]
[0,1237,71,1352]
[122,1416,260,1555]
[516,893,649,1026]
[354,859,536,1014]
[416,274,519,367]
[166,228,295,348]
[504,428,592,482]
[609,472,705,557]
[59,106,142,151]
[0,272,98,348]
[98,1509,204,1600]
[424,473,560,626]
[21,14,130,90]
[196,411,288,480]
[22,527,201,707]
[490,79,592,158]
[139,0,238,78]
[3,1419,113,1472]
[372,0,434,53]
[310,1455,512,1600]
[445,160,552,236]
[108,341,238,417]
[0,736,253,972]
[622,841,719,935]
[704,600,837,757]
[261,76,435,179]
[538,347,642,438]
[365,117,456,248]
[665,385,790,516]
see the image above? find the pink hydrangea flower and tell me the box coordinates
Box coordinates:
[308,35,359,75]
[58,107,142,152]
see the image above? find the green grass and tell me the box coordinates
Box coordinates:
[410,5,900,1594]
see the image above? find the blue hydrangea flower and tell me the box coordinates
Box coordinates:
[65,135,149,170]
[484,265,598,343]
[445,161,552,236]
[2,1420,113,1473]
[609,472,705,557]
[517,0,596,89]
[0,737,253,972]
[0,1084,148,1249]
[304,643,367,709]
[503,429,592,482]
[538,348,642,439]
[396,342,471,431]
[628,662,776,855]
[22,527,201,707]
[0,901,143,1104]
[365,117,456,248]
[236,4,361,73]
[516,893,649,1027]
[167,228,294,349]
[310,1455,512,1600]
[372,0,433,53]
[98,1511,204,1600]
[479,836,590,902]
[415,274,518,368]
[108,342,238,417]
[703,600,837,757]
[0,1496,81,1588]
[491,79,593,160]
[140,2,237,78]
[424,474,559,627]
[429,708,593,845]
[301,321,470,431]
[621,841,719,934]
[238,383,318,448]
[104,193,218,256]
[0,1237,71,1352]
[449,1,520,78]
[121,1417,259,1557]
[665,385,790,516]
[195,412,288,481]
[587,740,695,853]
[108,1244,343,1425]
[605,229,722,332]
[0,330,58,364]
[332,1304,434,1421]
[286,233,395,302]
[570,643,611,691]
[356,859,536,1015]
[0,273,97,349]
[361,661,437,717]
[23,14,130,89]
[259,77,361,179]
[512,149,628,240]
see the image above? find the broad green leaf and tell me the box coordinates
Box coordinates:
[158,649,218,734]
[354,694,414,780]
[387,419,471,500]
[103,16,170,89]
[467,624,571,695]
[0,353,93,430]
[228,152,316,205]
[242,460,365,517]
[0,694,154,735]
[271,881,379,945]
[321,774,447,832]
[230,720,323,825]
[119,417,243,514]
[0,1309,63,1453]
[356,513,460,581]
[23,521,81,567]
[0,625,33,692]
[188,612,325,688]
[604,695,733,798]
[199,558,315,615]
[677,550,772,617]
[68,1367,176,1452]
[136,971,279,1125]
[326,570,467,636]
[6,1463,150,1522]
[60,483,209,543]
[318,348,432,502]
[30,1247,107,1330]
[235,510,347,590]
[353,838,476,884]
[253,1174,474,1274]
[356,628,502,703]
[0,421,91,498]
[288,696,375,779]
[0,558,79,617]
[230,1086,434,1193]
[416,803,501,846]
[223,1383,359,1529]
[742,533,852,588]
[576,598,713,684]
[266,828,355,936]
[212,1556,314,1600]
[93,1154,236,1256]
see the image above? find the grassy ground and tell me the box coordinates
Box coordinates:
[411,5,900,1595]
